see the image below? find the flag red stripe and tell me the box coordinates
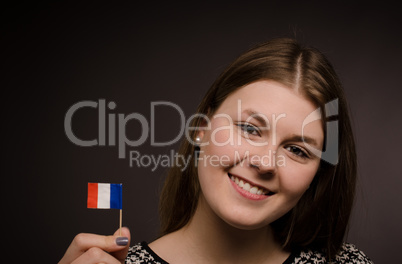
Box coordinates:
[87,183,98,208]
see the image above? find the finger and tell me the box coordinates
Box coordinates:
[110,227,131,262]
[71,247,120,264]
[60,230,129,263]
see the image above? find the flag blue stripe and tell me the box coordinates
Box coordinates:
[110,184,122,209]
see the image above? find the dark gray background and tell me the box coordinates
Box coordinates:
[2,2,401,262]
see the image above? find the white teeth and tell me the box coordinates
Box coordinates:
[239,180,244,188]
[249,187,258,194]
[229,174,268,196]
[243,183,251,191]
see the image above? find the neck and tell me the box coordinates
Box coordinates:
[177,195,289,264]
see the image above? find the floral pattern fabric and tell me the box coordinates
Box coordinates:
[126,241,373,264]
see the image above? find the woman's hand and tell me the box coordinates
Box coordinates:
[58,227,131,264]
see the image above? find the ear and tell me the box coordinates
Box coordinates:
[195,124,205,144]
[194,113,210,144]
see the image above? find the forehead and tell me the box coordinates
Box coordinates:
[223,80,308,110]
[221,80,314,113]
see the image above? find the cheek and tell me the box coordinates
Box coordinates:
[278,160,319,200]
[201,120,246,164]
[204,118,234,148]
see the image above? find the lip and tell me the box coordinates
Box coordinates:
[228,173,274,201]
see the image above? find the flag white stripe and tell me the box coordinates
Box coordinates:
[97,183,111,208]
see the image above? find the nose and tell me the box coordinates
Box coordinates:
[248,146,278,174]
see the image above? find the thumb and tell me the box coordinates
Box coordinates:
[110,226,131,262]
[59,228,131,264]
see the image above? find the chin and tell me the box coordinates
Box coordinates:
[225,220,271,231]
[218,211,274,231]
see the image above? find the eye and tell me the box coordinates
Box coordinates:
[285,145,309,159]
[237,123,260,136]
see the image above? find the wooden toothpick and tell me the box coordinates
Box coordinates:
[119,209,122,236]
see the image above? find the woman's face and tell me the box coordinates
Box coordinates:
[197,80,324,230]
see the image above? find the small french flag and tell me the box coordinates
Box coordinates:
[87,183,122,209]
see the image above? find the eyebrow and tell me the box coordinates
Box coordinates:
[242,109,321,148]
[285,134,320,148]
[242,109,269,126]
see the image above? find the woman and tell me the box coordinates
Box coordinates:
[59,38,373,263]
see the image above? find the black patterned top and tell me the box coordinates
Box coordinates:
[125,241,373,263]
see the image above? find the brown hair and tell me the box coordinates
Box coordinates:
[158,38,356,260]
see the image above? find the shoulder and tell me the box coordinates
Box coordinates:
[289,243,373,264]
[126,242,169,264]
[334,243,373,263]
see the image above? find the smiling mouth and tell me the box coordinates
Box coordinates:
[228,173,275,196]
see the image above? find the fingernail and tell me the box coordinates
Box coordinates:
[116,237,129,246]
